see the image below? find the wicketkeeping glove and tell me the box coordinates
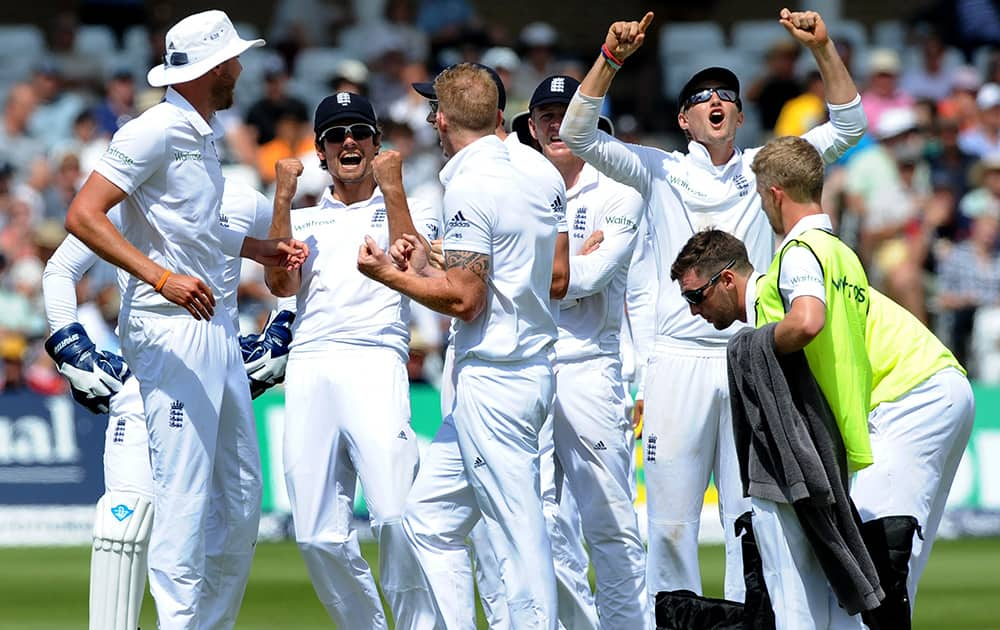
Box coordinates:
[44,323,132,414]
[240,310,295,399]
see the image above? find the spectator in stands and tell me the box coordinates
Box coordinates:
[0,334,30,393]
[91,68,137,137]
[959,83,1000,157]
[846,106,932,321]
[900,28,963,101]
[928,116,978,231]
[330,59,370,96]
[959,153,1000,222]
[256,100,312,186]
[938,66,983,131]
[340,0,429,65]
[746,39,802,133]
[774,70,827,136]
[513,21,560,102]
[0,84,46,185]
[481,46,522,113]
[28,61,88,152]
[862,48,915,134]
[245,56,308,146]
[937,208,1000,368]
[42,151,83,222]
[44,11,104,88]
[415,0,475,43]
[367,34,410,118]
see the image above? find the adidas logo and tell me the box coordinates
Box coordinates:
[397,430,408,440]
[473,456,486,469]
[594,441,607,451]
[448,211,471,228]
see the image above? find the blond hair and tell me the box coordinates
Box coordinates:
[750,135,825,203]
[433,63,498,135]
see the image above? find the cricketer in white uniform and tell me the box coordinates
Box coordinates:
[851,290,975,616]
[512,74,650,627]
[43,182,291,630]
[406,63,570,630]
[264,92,440,628]
[359,63,560,630]
[561,9,867,601]
[62,12,307,628]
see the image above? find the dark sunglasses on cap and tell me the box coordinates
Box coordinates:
[320,123,377,144]
[684,87,739,110]
[682,259,736,305]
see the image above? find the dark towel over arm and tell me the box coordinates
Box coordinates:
[728,323,883,615]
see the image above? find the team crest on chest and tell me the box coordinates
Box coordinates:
[733,173,750,197]
[371,206,387,227]
[573,206,588,239]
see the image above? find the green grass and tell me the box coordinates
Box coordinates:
[1,538,998,628]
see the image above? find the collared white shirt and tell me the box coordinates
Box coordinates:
[43,180,273,337]
[95,87,245,321]
[561,90,867,349]
[289,185,440,361]
[442,134,558,363]
[775,213,831,309]
[556,162,644,362]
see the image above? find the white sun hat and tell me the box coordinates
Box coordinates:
[147,10,265,88]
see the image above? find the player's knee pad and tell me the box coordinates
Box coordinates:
[861,515,921,630]
[90,492,154,630]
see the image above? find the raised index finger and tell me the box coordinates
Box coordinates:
[638,11,654,33]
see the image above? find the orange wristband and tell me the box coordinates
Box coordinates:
[154,270,172,292]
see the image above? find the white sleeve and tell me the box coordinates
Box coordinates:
[778,244,826,307]
[93,115,165,195]
[442,182,493,256]
[408,196,444,242]
[560,89,657,199]
[249,190,273,240]
[800,94,867,164]
[564,186,643,300]
[625,222,658,399]
[42,235,101,332]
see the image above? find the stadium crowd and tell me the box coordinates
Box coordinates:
[2,0,1000,397]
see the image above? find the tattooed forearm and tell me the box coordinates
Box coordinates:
[445,250,490,282]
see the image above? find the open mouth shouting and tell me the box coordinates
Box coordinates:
[338,151,364,169]
[708,108,726,129]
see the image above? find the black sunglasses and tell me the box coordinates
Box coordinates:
[429,100,439,114]
[682,259,736,305]
[320,123,377,144]
[684,87,739,109]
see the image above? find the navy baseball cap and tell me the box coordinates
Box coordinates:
[314,92,378,140]
[511,74,613,146]
[411,62,507,112]
[678,67,741,111]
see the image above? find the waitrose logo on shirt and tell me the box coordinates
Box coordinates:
[105,146,134,166]
[173,150,204,161]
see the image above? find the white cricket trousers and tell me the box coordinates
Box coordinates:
[643,342,750,601]
[404,355,557,629]
[550,356,649,628]
[123,314,262,630]
[283,346,419,629]
[751,497,865,630]
[851,367,975,607]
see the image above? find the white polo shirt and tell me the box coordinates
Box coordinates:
[504,132,568,234]
[289,185,441,361]
[44,179,274,335]
[94,88,248,321]
[556,163,645,362]
[443,135,558,364]
[561,90,867,349]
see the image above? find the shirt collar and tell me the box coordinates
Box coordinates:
[567,162,599,198]
[687,140,742,172]
[777,213,834,251]
[439,135,507,187]
[318,185,383,209]
[745,271,763,327]
[164,87,222,139]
